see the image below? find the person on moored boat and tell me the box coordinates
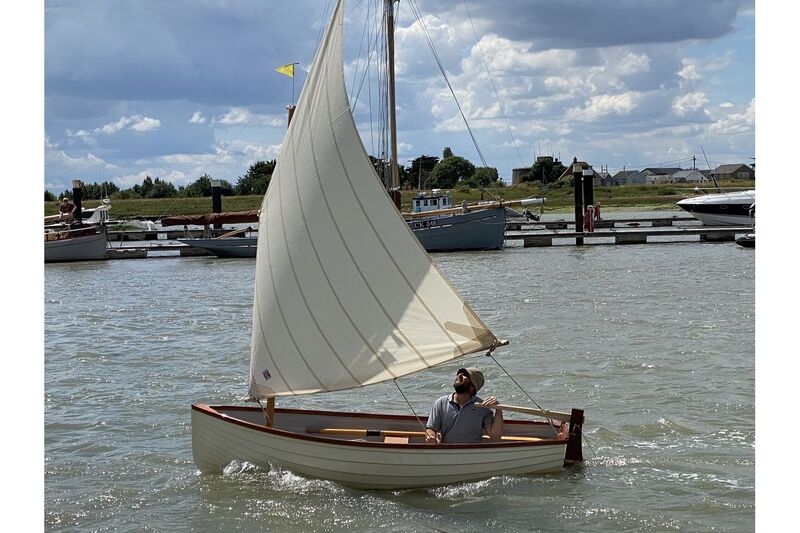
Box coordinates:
[425,367,503,444]
[59,197,76,221]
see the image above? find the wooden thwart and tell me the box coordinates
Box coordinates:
[311,427,544,442]
[474,402,573,423]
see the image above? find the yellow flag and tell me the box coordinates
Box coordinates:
[275,63,294,78]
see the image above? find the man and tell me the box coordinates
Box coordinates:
[425,367,503,444]
[59,197,76,221]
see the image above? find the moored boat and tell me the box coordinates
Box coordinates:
[44,226,107,263]
[676,189,755,226]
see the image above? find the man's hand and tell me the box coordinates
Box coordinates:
[481,396,499,407]
[425,429,440,444]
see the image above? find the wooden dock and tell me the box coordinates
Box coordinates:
[505,226,753,247]
[98,215,752,259]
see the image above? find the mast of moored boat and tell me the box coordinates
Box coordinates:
[385,0,401,208]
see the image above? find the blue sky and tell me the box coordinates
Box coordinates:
[38,0,756,193]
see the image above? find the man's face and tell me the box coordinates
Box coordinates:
[453,372,472,394]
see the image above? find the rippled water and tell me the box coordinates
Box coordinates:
[45,229,754,531]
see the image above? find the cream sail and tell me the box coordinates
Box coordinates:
[248,0,497,398]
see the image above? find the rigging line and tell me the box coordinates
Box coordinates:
[406,0,488,168]
[349,0,373,99]
[394,379,427,432]
[487,353,559,437]
[462,0,526,169]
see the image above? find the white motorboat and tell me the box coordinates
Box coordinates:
[190,0,584,489]
[676,189,755,226]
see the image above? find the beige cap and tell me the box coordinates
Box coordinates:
[457,367,484,392]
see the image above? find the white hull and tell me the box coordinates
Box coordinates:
[192,405,575,489]
[676,190,755,226]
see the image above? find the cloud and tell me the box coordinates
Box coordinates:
[569,92,644,120]
[672,91,709,116]
[213,108,284,127]
[68,114,161,140]
[189,111,206,124]
[709,98,754,135]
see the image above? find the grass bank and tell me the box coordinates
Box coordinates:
[45,181,754,218]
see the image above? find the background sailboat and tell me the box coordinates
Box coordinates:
[191,0,583,489]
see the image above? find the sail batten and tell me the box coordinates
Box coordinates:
[248,0,498,398]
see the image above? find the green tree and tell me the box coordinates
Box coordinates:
[183,174,231,197]
[429,152,475,189]
[146,177,178,198]
[45,190,56,202]
[526,156,566,184]
[442,147,454,159]
[405,155,439,190]
[235,160,276,196]
[465,166,499,187]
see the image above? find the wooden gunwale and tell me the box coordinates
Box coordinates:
[192,404,568,450]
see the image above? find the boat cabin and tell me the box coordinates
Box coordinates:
[411,190,452,213]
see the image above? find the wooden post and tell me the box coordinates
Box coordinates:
[266,397,275,428]
[582,169,594,213]
[572,160,584,245]
[72,179,83,225]
[564,408,584,464]
[211,180,222,230]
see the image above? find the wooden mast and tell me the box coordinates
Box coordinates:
[385,0,401,208]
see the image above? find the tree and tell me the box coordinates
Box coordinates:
[525,156,566,185]
[429,152,475,189]
[235,160,276,196]
[183,174,231,197]
[442,147,454,159]
[45,190,56,202]
[466,166,499,187]
[405,155,439,190]
[146,177,178,198]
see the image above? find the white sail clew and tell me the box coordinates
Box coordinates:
[248,0,498,398]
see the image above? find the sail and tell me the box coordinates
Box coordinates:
[248,0,499,398]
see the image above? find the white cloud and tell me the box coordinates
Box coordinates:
[678,62,701,83]
[213,107,284,127]
[569,92,643,120]
[189,111,206,124]
[672,91,709,116]
[616,52,651,75]
[709,98,754,135]
[719,102,734,108]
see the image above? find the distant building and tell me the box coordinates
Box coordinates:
[557,160,599,185]
[712,164,755,181]
[597,171,614,187]
[511,167,530,185]
[612,170,646,186]
[641,167,684,184]
[670,169,707,183]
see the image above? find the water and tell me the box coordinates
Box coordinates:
[45,232,755,531]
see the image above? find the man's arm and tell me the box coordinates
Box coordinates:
[481,396,504,441]
[425,397,443,444]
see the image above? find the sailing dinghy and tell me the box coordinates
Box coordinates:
[191,0,584,489]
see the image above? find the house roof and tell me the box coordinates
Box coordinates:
[671,170,703,178]
[613,170,642,178]
[713,163,752,174]
[558,161,595,180]
[642,167,683,175]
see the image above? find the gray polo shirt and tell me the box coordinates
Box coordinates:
[426,394,494,443]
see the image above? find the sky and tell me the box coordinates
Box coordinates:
[41,0,756,193]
